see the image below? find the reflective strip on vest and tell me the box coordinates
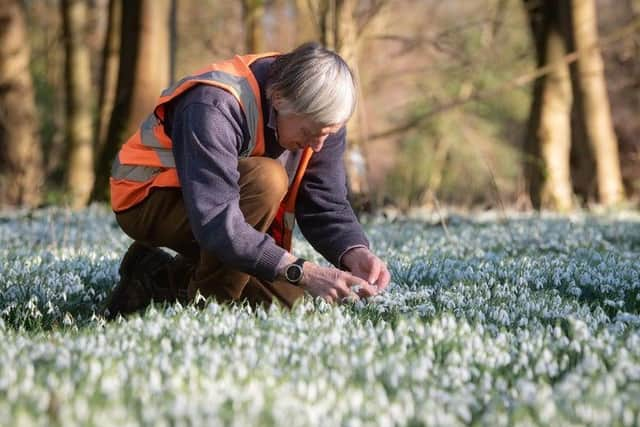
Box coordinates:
[161,70,260,157]
[111,114,175,181]
[140,115,167,150]
[111,157,162,182]
[284,211,295,231]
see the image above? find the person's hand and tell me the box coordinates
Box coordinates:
[300,262,378,303]
[340,247,391,292]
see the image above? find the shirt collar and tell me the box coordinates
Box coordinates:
[267,104,278,140]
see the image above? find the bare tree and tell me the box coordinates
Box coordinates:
[333,0,370,199]
[523,0,574,210]
[0,0,43,208]
[523,0,626,209]
[170,0,178,83]
[242,0,264,52]
[92,0,171,202]
[294,0,317,43]
[95,0,121,158]
[308,0,389,207]
[568,0,625,205]
[61,0,94,208]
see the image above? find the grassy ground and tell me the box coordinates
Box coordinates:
[1,205,639,426]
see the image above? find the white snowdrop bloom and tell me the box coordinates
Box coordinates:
[100,372,120,396]
[622,408,635,426]
[87,359,102,382]
[2,207,640,424]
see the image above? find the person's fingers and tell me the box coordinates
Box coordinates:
[343,272,377,297]
[336,276,362,303]
[321,288,338,304]
[375,266,391,290]
[367,259,381,284]
[339,294,360,304]
[342,272,367,288]
[357,282,378,298]
[335,282,353,299]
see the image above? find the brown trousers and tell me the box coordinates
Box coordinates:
[115,157,305,308]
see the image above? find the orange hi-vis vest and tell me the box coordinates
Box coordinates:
[110,53,313,251]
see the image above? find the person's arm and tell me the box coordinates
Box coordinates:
[294,128,369,265]
[171,100,286,281]
[295,128,390,290]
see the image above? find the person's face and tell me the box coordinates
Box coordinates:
[275,113,343,153]
[272,94,343,152]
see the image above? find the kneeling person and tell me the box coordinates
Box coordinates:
[105,42,390,318]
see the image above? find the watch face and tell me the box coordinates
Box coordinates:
[286,264,303,283]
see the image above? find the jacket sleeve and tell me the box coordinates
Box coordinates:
[170,99,286,281]
[294,127,369,268]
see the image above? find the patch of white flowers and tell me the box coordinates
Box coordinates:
[0,205,639,426]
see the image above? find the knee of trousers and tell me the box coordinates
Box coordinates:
[238,157,289,207]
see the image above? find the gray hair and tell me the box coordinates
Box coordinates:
[266,42,357,126]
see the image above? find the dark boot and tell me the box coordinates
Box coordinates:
[168,254,193,304]
[103,242,175,319]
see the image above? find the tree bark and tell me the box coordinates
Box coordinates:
[95,0,121,160]
[0,0,43,208]
[241,0,264,53]
[337,1,390,209]
[92,0,171,202]
[170,0,177,84]
[334,0,357,62]
[129,0,171,136]
[523,0,574,211]
[312,0,380,209]
[335,0,371,201]
[294,0,318,43]
[318,0,336,48]
[568,0,625,205]
[62,0,94,209]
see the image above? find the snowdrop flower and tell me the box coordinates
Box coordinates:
[1,206,639,425]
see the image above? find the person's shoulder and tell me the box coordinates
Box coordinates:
[176,83,237,109]
[163,83,248,142]
[164,82,243,127]
[249,54,279,86]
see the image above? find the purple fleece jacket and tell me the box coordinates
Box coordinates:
[162,56,369,281]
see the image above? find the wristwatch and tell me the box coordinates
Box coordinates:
[284,258,306,285]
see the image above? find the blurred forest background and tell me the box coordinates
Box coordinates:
[0,0,638,212]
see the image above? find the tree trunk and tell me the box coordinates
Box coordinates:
[62,0,94,209]
[568,0,624,205]
[523,0,574,211]
[336,0,372,202]
[294,0,318,43]
[312,0,376,209]
[130,0,170,136]
[169,0,177,84]
[0,0,43,208]
[95,0,121,159]
[92,0,171,202]
[241,0,264,53]
[318,0,336,48]
[334,0,357,62]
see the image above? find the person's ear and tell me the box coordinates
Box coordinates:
[272,92,285,111]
